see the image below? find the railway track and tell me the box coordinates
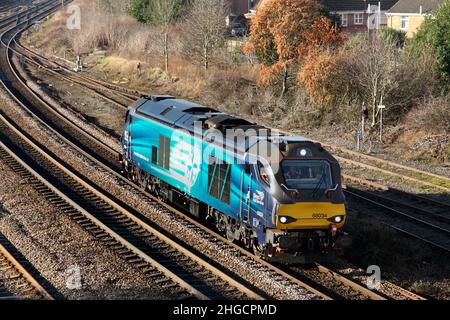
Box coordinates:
[0,0,57,30]
[332,147,450,193]
[288,263,407,300]
[0,6,326,301]
[1,17,122,174]
[2,37,394,299]
[13,40,135,108]
[0,6,431,300]
[0,233,53,300]
[348,196,450,253]
[13,40,139,108]
[285,264,387,300]
[0,111,268,300]
[341,174,450,252]
[1,2,266,301]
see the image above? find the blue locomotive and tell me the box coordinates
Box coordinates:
[120,95,347,263]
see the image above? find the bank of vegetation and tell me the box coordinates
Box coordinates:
[28,0,450,163]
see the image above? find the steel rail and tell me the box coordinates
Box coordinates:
[14,16,450,193]
[343,173,450,212]
[337,155,450,193]
[348,205,450,254]
[326,145,450,185]
[4,37,120,158]
[13,39,134,108]
[347,186,450,225]
[1,45,334,303]
[0,112,266,300]
[314,263,427,301]
[0,138,207,300]
[5,8,432,301]
[14,39,143,101]
[1,14,121,174]
[0,237,53,300]
[315,264,387,300]
[345,189,450,235]
[0,3,268,301]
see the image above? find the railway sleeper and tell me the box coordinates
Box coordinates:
[147,271,164,278]
[155,278,172,285]
[161,282,179,289]
[141,266,157,273]
[123,253,138,260]
[116,248,131,255]
[128,257,144,264]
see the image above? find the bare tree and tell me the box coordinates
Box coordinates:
[183,0,228,73]
[334,36,438,126]
[340,37,400,126]
[149,0,179,72]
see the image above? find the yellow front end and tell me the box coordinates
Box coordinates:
[276,202,346,230]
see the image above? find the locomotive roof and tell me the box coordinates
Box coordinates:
[130,96,310,153]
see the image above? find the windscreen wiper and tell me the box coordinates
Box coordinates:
[311,173,326,198]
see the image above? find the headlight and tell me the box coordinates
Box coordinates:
[278,216,297,224]
[327,215,344,223]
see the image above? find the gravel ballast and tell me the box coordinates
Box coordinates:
[0,78,318,299]
[0,132,181,300]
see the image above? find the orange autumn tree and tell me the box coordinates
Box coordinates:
[244,0,343,96]
[298,49,339,104]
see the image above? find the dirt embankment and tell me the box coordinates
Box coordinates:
[23,0,450,169]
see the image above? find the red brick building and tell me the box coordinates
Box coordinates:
[317,1,399,33]
[244,0,400,33]
[228,0,261,15]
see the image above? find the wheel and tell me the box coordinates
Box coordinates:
[138,172,148,190]
[252,241,265,259]
[123,160,132,180]
[134,167,148,190]
[225,224,235,242]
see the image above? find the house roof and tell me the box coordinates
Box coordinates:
[318,0,399,12]
[387,0,443,13]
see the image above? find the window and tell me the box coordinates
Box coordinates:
[151,146,158,165]
[157,135,170,170]
[160,105,175,116]
[341,14,348,27]
[281,160,333,190]
[258,161,270,185]
[400,16,409,30]
[354,13,364,25]
[208,156,231,204]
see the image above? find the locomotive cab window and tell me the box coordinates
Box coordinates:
[208,156,231,204]
[281,160,333,190]
[157,135,171,170]
[258,161,270,185]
